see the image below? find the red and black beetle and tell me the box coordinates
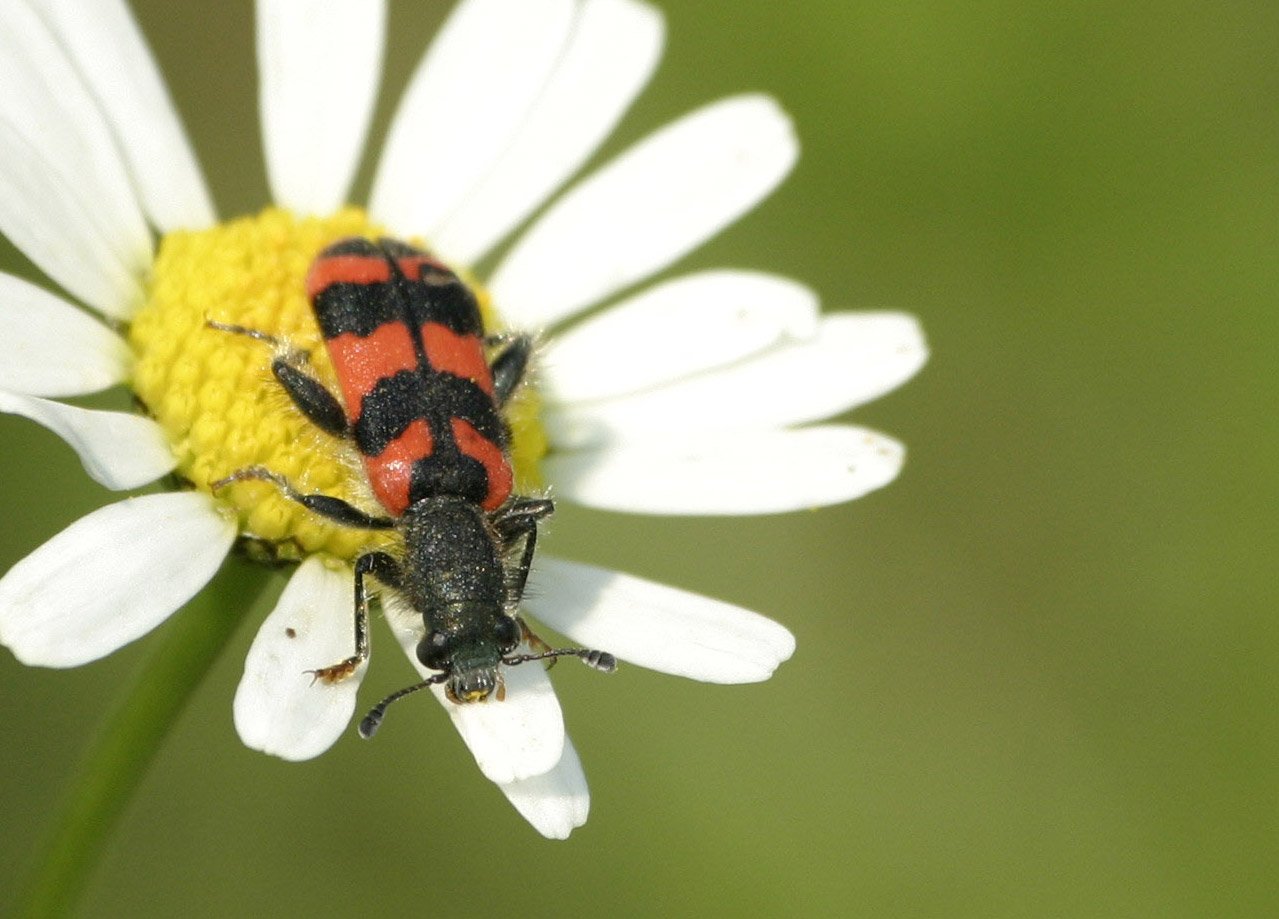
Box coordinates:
[212,237,613,736]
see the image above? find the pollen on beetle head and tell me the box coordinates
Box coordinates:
[128,207,546,564]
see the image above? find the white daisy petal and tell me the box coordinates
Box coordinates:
[490,94,798,327]
[31,0,215,231]
[524,557,796,682]
[0,272,129,396]
[0,392,176,491]
[430,660,566,784]
[545,313,928,445]
[0,2,151,292]
[0,107,142,316]
[544,425,905,515]
[432,0,664,265]
[540,270,818,403]
[234,557,361,762]
[0,492,236,667]
[499,736,589,839]
[370,0,576,238]
[385,610,566,784]
[258,0,385,215]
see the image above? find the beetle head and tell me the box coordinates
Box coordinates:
[415,611,522,703]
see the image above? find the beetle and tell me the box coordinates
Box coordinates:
[211,237,613,737]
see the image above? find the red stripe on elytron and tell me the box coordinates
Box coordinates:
[420,322,494,395]
[452,418,512,510]
[305,254,391,298]
[364,418,434,516]
[326,324,418,421]
[395,255,450,281]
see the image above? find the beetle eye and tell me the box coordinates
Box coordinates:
[494,616,521,653]
[417,631,451,670]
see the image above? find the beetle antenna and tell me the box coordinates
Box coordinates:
[358,672,449,739]
[503,648,618,673]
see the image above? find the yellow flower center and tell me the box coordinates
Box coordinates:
[128,207,546,563]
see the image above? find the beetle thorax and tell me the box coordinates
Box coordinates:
[399,495,506,620]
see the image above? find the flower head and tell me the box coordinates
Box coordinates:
[0,0,925,838]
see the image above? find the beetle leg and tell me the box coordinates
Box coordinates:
[494,498,554,607]
[207,318,349,438]
[212,466,395,530]
[206,319,291,349]
[517,617,555,656]
[271,359,350,438]
[309,551,401,684]
[489,335,533,407]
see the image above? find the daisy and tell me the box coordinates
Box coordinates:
[0,0,926,840]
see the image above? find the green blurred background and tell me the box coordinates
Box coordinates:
[0,1,1274,916]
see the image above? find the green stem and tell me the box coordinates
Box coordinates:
[11,557,269,919]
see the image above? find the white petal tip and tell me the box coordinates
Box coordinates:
[0,392,176,490]
[525,558,798,684]
[546,426,906,515]
[0,493,233,667]
[500,739,590,838]
[233,558,363,761]
[719,621,796,683]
